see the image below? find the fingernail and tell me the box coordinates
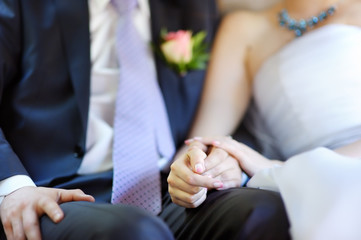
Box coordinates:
[212,141,220,146]
[213,182,223,188]
[184,139,194,144]
[195,163,204,173]
[194,136,202,141]
[54,212,62,221]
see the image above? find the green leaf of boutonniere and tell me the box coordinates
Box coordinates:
[153,29,210,76]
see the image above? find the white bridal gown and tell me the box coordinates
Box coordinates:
[244,24,361,240]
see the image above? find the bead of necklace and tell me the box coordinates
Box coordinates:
[278,4,338,37]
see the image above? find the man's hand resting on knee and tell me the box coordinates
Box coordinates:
[0,186,94,240]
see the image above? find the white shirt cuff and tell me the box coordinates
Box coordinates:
[241,172,249,186]
[0,175,36,205]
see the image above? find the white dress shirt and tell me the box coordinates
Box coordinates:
[0,0,159,204]
[79,0,157,174]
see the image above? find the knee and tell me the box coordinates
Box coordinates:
[106,205,173,240]
[208,188,287,224]
[42,202,173,240]
[234,188,291,240]
[80,205,173,240]
[204,188,290,240]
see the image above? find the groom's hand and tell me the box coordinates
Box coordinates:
[168,142,222,208]
[0,186,94,240]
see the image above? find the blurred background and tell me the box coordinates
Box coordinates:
[218,0,281,13]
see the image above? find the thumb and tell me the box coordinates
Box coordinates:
[186,144,207,174]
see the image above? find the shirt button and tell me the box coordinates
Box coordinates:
[73,145,84,158]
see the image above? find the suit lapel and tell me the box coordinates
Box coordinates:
[149,0,181,45]
[54,0,91,131]
[149,0,219,147]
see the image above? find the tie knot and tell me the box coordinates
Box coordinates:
[112,0,137,14]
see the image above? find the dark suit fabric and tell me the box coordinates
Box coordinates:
[150,0,219,149]
[0,0,218,187]
[0,0,90,186]
[161,189,290,240]
[0,0,289,239]
[0,1,172,239]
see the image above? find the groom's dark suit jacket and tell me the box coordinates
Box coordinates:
[0,0,219,188]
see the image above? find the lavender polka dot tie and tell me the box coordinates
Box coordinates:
[111,0,175,215]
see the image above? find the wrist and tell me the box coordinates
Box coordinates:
[0,175,36,205]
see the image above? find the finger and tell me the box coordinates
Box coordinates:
[203,161,229,179]
[213,168,243,190]
[215,180,240,190]
[169,186,206,205]
[57,189,95,203]
[201,137,247,161]
[203,147,228,172]
[167,173,203,195]
[11,216,25,240]
[1,208,15,240]
[170,188,207,208]
[172,163,223,189]
[184,138,208,152]
[2,218,14,240]
[204,153,240,179]
[169,155,196,182]
[170,152,224,189]
[190,136,231,146]
[37,197,64,224]
[187,146,207,174]
[22,207,41,240]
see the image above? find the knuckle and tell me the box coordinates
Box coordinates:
[23,219,38,233]
[2,219,11,230]
[73,188,84,194]
[38,197,52,209]
[185,194,199,204]
[185,175,195,185]
[189,141,203,149]
[190,186,200,194]
[188,202,198,208]
[168,187,174,196]
[223,171,237,181]
[167,177,175,187]
[166,176,173,185]
[211,166,223,175]
[188,145,198,151]
[6,207,21,219]
[13,231,24,240]
[219,149,229,158]
[170,164,177,172]
[199,151,207,159]
[205,156,220,167]
[170,196,180,206]
[235,181,242,187]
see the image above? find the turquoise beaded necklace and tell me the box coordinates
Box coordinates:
[278,2,340,37]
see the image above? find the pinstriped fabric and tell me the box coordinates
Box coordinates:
[111,0,175,215]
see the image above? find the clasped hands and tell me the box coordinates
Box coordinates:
[168,136,275,208]
[167,136,244,208]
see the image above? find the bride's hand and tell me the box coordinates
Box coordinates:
[186,136,279,177]
[201,146,244,190]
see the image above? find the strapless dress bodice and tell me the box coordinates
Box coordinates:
[245,24,361,159]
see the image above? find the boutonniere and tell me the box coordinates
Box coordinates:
[154,29,210,76]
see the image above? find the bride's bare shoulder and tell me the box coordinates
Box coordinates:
[218,4,282,43]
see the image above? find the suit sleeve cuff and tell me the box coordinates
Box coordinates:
[0,175,36,205]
